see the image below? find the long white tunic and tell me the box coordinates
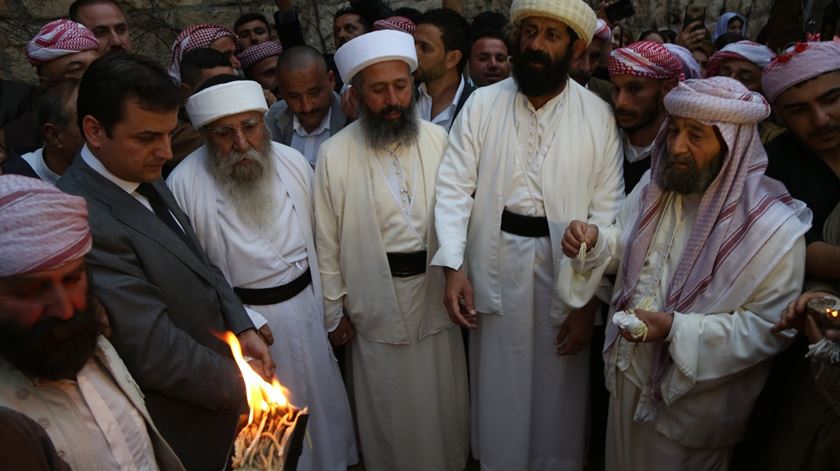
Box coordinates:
[580,173,808,471]
[167,142,357,471]
[314,120,469,471]
[432,78,624,471]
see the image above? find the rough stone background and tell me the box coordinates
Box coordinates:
[0,0,775,84]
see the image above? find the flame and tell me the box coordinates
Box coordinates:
[827,308,840,319]
[223,331,289,425]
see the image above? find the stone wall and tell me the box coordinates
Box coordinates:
[0,0,776,84]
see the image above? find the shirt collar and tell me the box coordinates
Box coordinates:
[292,108,332,137]
[621,130,655,163]
[418,75,466,112]
[81,145,141,195]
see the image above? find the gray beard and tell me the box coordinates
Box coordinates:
[357,97,419,149]
[208,136,277,230]
[657,152,724,195]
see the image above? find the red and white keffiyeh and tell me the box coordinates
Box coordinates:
[26,19,99,66]
[593,19,611,43]
[705,40,776,77]
[608,40,685,81]
[762,40,840,102]
[373,16,417,35]
[612,77,809,421]
[0,175,92,277]
[238,40,283,70]
[169,23,237,80]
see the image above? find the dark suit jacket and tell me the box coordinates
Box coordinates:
[265,91,348,146]
[0,152,38,178]
[58,157,252,471]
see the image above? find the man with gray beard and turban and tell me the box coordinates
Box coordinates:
[314,29,469,471]
[166,76,358,471]
[562,76,812,470]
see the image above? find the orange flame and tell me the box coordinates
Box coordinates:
[827,308,840,319]
[223,331,289,425]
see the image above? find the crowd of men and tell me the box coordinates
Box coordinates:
[0,0,838,470]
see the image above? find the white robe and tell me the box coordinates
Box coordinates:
[432,78,624,471]
[166,142,358,471]
[314,120,469,471]
[580,173,809,471]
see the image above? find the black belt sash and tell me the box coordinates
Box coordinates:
[234,268,312,305]
[501,208,550,238]
[386,251,427,277]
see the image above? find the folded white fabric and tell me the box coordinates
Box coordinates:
[612,310,648,341]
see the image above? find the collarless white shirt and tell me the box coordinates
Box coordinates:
[621,131,655,164]
[21,147,61,185]
[290,109,331,168]
[416,76,465,132]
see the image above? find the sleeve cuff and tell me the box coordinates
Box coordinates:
[244,307,268,330]
[430,244,464,271]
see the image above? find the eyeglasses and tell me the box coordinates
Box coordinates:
[205,118,263,141]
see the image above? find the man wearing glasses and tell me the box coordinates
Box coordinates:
[167,75,359,471]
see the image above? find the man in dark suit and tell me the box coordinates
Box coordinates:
[58,53,275,471]
[267,46,348,168]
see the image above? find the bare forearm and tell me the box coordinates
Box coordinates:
[806,241,840,282]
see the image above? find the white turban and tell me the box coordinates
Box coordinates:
[664,76,770,125]
[334,30,418,83]
[185,80,268,129]
[510,0,597,45]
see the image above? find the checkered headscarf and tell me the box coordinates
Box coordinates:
[169,23,237,81]
[26,19,99,66]
[593,19,611,42]
[609,41,685,81]
[238,41,283,70]
[373,16,416,35]
[706,41,776,77]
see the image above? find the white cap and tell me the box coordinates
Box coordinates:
[334,30,418,83]
[185,80,268,129]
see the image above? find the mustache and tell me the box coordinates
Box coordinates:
[810,124,840,138]
[518,49,552,67]
[378,104,408,117]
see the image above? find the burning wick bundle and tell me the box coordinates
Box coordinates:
[805,296,840,364]
[223,332,309,471]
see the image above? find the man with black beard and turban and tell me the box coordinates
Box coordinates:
[0,175,183,471]
[431,0,624,469]
[167,76,358,471]
[314,29,469,471]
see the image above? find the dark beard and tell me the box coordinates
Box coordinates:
[512,45,574,97]
[657,152,724,194]
[0,293,103,381]
[358,97,419,149]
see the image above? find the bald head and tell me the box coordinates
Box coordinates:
[277,45,328,76]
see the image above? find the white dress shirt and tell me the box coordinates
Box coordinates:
[290,109,332,168]
[21,147,61,185]
[416,76,465,132]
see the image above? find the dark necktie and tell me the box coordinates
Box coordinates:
[136,183,201,258]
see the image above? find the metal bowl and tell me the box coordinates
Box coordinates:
[807,295,840,331]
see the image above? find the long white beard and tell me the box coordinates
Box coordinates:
[208,137,277,230]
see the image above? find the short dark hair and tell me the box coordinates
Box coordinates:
[417,8,471,74]
[334,7,370,31]
[234,12,270,33]
[394,7,422,24]
[471,11,508,33]
[69,0,123,22]
[35,78,81,130]
[277,45,328,75]
[180,48,232,90]
[194,74,245,94]
[77,53,182,137]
